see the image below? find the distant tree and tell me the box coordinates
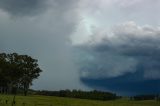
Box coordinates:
[36,89,118,101]
[133,95,157,100]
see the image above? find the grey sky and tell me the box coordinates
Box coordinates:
[0,0,47,16]
[0,0,89,90]
[0,0,160,93]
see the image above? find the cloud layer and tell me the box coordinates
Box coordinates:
[0,0,90,91]
[74,21,160,94]
[0,0,160,95]
[0,0,47,16]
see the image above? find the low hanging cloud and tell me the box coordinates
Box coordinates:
[1,0,160,94]
[74,21,160,80]
[0,0,48,16]
[0,0,91,91]
[0,0,80,17]
[73,21,160,94]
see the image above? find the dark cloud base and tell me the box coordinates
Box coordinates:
[0,0,46,16]
[81,70,160,96]
[76,22,160,95]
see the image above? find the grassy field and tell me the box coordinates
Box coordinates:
[0,94,160,106]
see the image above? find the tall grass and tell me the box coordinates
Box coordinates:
[0,94,159,106]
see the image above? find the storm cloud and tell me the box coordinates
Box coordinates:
[0,0,160,95]
[74,21,160,94]
[0,0,48,16]
[0,0,90,90]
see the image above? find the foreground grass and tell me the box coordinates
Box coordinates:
[0,94,160,106]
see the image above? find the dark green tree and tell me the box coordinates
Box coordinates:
[7,53,22,93]
[0,53,8,93]
[0,53,42,96]
[16,54,42,96]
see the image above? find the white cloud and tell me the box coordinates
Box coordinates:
[71,0,160,47]
[76,21,160,46]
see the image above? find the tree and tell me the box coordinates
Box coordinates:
[0,53,8,93]
[7,53,22,93]
[0,53,16,93]
[18,54,42,96]
[0,53,42,96]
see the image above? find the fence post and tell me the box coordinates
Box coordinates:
[11,95,16,106]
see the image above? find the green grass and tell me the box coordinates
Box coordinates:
[0,94,159,106]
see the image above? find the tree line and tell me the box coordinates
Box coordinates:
[35,89,119,101]
[130,94,160,101]
[0,53,42,96]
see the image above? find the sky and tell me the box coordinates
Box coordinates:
[0,0,160,95]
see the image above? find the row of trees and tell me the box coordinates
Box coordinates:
[130,94,160,101]
[36,89,118,100]
[0,53,42,96]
